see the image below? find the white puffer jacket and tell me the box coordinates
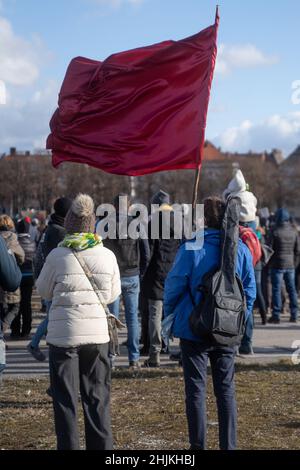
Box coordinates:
[36,244,121,348]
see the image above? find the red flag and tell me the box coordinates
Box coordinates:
[47,11,219,176]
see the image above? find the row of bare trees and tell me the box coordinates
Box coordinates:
[0,154,298,217]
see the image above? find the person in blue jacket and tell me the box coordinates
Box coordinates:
[164,197,256,450]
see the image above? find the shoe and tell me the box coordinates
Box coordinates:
[27,343,46,362]
[144,354,160,368]
[21,334,31,341]
[261,314,267,325]
[10,333,21,340]
[238,346,254,355]
[289,318,298,323]
[267,317,280,324]
[129,361,141,371]
[160,347,169,355]
[170,352,182,361]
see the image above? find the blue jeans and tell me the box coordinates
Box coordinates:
[181,339,237,450]
[272,269,298,320]
[255,269,267,317]
[240,312,254,352]
[30,300,51,349]
[109,275,140,363]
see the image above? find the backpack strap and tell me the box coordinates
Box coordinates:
[72,249,125,356]
[220,196,241,289]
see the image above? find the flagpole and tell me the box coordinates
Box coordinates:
[192,5,219,225]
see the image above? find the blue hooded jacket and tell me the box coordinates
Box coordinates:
[163,229,256,342]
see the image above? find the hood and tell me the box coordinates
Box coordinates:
[0,231,17,243]
[186,229,221,248]
[275,208,290,226]
[223,170,247,199]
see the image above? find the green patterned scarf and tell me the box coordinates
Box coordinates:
[60,233,102,251]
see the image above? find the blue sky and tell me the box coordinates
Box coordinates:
[0,0,299,156]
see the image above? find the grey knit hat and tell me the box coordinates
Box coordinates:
[64,194,95,234]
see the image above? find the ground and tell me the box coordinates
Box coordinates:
[1,363,300,450]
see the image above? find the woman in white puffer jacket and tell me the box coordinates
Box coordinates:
[36,194,120,451]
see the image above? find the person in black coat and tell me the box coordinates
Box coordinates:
[10,219,36,338]
[44,198,72,258]
[27,197,72,361]
[268,208,300,323]
[141,190,180,367]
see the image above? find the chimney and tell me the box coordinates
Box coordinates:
[10,147,16,156]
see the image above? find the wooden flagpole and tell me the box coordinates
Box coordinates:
[192,5,219,225]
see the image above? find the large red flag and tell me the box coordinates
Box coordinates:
[47,11,219,176]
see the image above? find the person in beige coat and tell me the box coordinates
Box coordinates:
[36,194,121,450]
[0,215,25,333]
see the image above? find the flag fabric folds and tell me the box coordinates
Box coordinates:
[47,12,219,176]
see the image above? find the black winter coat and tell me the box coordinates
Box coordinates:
[43,214,66,258]
[141,209,180,300]
[18,234,36,274]
[104,214,150,277]
[270,222,300,269]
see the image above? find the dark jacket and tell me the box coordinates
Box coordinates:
[270,222,300,270]
[104,214,150,278]
[141,207,180,300]
[0,236,22,293]
[18,234,36,275]
[43,213,66,258]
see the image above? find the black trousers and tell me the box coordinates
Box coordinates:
[181,339,237,450]
[11,276,34,336]
[49,343,113,450]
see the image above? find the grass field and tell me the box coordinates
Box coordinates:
[1,363,300,450]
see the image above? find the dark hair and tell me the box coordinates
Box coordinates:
[203,197,225,230]
[16,219,30,234]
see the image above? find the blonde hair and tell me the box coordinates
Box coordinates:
[0,214,15,231]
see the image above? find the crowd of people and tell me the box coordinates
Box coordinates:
[0,168,299,450]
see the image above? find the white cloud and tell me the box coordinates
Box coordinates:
[216,43,279,75]
[213,112,300,157]
[0,15,47,86]
[0,80,59,152]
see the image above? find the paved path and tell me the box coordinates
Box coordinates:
[3,295,300,377]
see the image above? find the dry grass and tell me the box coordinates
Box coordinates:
[1,363,300,450]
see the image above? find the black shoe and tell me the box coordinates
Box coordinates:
[160,347,169,355]
[238,347,254,356]
[289,318,298,323]
[267,317,280,324]
[143,358,160,368]
[129,361,141,371]
[261,314,267,325]
[170,352,182,361]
